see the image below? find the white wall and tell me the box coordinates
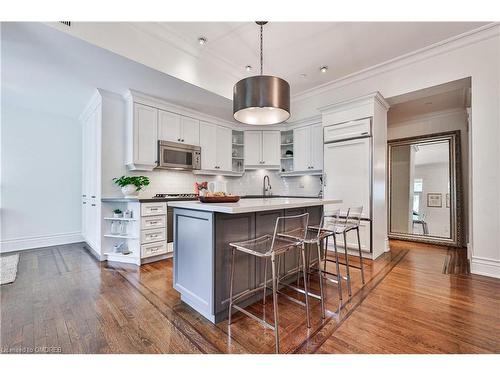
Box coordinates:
[99,90,322,199]
[1,103,82,252]
[291,25,500,278]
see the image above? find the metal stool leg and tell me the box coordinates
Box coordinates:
[324,236,329,272]
[228,248,236,325]
[316,239,325,319]
[356,227,365,284]
[271,254,280,353]
[332,234,343,301]
[262,257,268,305]
[301,244,311,329]
[343,231,352,297]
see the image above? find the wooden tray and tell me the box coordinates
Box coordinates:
[199,195,240,203]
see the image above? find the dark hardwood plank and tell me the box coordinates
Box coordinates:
[1,239,498,354]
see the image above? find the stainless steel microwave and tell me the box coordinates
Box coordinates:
[156,140,201,170]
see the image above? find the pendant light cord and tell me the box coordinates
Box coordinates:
[260,23,263,75]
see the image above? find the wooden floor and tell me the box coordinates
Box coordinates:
[1,240,498,354]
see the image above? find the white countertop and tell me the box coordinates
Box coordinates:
[167,197,342,214]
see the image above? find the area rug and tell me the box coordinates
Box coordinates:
[0,254,20,285]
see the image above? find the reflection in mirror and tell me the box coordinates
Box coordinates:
[388,131,461,246]
[390,141,450,238]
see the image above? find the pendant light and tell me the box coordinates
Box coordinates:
[233,21,290,125]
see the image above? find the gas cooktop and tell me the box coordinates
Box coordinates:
[152,193,198,200]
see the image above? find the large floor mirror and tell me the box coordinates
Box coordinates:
[388,131,463,246]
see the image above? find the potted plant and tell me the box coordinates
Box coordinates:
[113,176,150,198]
[113,209,123,218]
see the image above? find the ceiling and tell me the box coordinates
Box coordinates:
[136,22,487,96]
[1,22,233,120]
[414,142,450,166]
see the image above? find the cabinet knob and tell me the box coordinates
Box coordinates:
[181,139,185,142]
[177,138,181,141]
[83,202,87,204]
[82,195,86,197]
[91,204,96,207]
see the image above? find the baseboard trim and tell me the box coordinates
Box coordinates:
[470,256,500,279]
[0,232,83,253]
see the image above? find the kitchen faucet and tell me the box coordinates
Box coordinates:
[263,175,272,197]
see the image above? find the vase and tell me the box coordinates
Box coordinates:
[121,184,139,198]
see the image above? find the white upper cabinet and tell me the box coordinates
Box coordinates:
[293,124,323,172]
[244,130,280,168]
[216,126,232,171]
[158,110,200,145]
[262,131,281,166]
[293,126,309,171]
[310,123,323,170]
[181,117,200,145]
[323,118,371,143]
[158,110,181,142]
[127,103,158,171]
[244,131,262,166]
[199,121,232,171]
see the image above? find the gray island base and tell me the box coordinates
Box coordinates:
[169,198,342,323]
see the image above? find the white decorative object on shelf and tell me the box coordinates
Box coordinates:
[124,209,133,219]
[121,184,139,198]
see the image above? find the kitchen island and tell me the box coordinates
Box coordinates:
[168,197,341,323]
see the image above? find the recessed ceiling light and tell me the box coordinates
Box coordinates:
[300,73,307,78]
[198,37,207,45]
[320,66,328,73]
[245,65,252,72]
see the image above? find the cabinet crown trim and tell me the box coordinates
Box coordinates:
[318,91,390,114]
[125,89,237,129]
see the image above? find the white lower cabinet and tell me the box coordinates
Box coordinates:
[141,241,168,258]
[140,202,168,259]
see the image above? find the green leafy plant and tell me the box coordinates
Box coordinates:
[113,176,150,191]
[113,209,122,214]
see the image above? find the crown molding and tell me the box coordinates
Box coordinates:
[318,91,390,114]
[292,23,500,103]
[78,90,102,123]
[126,89,237,129]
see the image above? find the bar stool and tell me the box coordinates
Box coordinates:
[278,212,343,320]
[323,206,365,298]
[228,213,310,353]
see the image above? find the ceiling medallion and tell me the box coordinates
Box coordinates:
[233,21,290,125]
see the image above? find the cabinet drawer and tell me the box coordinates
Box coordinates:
[141,215,165,230]
[324,118,371,143]
[141,240,168,258]
[141,202,167,216]
[141,228,166,244]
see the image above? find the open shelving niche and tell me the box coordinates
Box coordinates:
[232,130,245,173]
[101,200,141,265]
[280,130,294,174]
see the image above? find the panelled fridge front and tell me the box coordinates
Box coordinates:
[323,118,372,253]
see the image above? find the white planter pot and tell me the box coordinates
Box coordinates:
[121,184,139,198]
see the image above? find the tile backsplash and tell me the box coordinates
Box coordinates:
[130,169,322,198]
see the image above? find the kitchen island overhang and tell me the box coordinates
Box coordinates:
[168,198,342,323]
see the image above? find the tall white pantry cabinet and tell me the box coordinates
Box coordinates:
[320,92,390,259]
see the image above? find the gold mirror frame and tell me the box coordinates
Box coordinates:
[387,131,464,247]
